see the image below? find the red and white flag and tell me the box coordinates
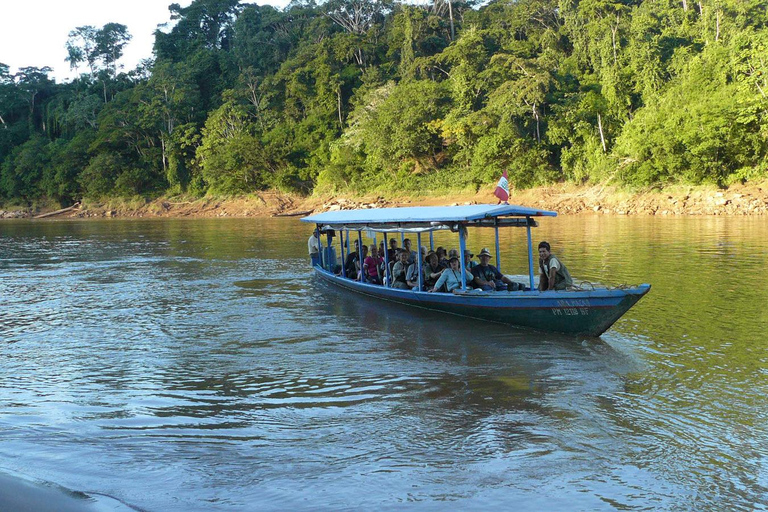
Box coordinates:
[494,170,509,204]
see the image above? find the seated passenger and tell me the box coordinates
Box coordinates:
[391,250,411,289]
[402,238,418,265]
[436,247,448,268]
[538,241,573,291]
[424,252,444,289]
[363,245,384,285]
[387,238,399,262]
[463,249,477,269]
[471,247,517,291]
[406,248,428,290]
[357,245,368,280]
[344,239,360,278]
[429,256,464,293]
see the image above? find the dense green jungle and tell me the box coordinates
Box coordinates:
[1,0,767,207]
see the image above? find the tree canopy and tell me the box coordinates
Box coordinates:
[1,0,767,205]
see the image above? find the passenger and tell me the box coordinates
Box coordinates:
[391,250,411,289]
[322,230,339,273]
[436,247,448,268]
[429,256,464,293]
[424,252,444,288]
[387,238,399,262]
[403,238,417,265]
[406,247,428,290]
[343,239,360,278]
[308,229,320,266]
[463,250,477,269]
[357,245,369,280]
[377,241,388,277]
[538,241,573,291]
[363,245,384,285]
[471,247,517,291]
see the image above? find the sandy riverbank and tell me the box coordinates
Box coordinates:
[3,182,768,220]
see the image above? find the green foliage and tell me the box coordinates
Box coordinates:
[345,79,450,172]
[197,101,271,193]
[79,153,126,197]
[615,42,768,186]
[2,0,768,203]
[0,135,49,200]
[42,130,96,203]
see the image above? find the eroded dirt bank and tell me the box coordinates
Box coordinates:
[3,182,768,219]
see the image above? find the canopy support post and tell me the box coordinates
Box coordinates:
[344,230,351,278]
[429,232,434,251]
[417,232,424,291]
[326,230,334,272]
[383,232,390,286]
[338,229,345,275]
[317,224,324,269]
[357,230,364,283]
[526,220,535,291]
[495,224,501,273]
[459,224,468,290]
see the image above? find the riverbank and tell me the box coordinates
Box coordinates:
[3,182,768,219]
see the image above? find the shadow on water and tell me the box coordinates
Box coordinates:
[0,471,143,512]
[306,275,645,408]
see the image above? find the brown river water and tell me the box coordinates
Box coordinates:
[0,215,767,511]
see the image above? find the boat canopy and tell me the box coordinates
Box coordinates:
[301,204,556,231]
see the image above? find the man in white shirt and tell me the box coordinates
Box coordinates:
[308,230,320,266]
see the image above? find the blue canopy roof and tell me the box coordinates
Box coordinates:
[301,204,556,226]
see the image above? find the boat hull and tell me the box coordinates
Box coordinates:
[313,267,650,337]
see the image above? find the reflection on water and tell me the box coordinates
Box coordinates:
[0,217,767,511]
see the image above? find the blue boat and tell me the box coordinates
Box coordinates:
[301,204,650,337]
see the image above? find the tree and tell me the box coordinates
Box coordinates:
[13,67,54,133]
[197,101,272,193]
[66,23,132,101]
[96,23,132,78]
[154,0,242,61]
[345,79,450,170]
[66,26,100,75]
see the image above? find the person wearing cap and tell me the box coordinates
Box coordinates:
[538,241,573,291]
[471,247,517,291]
[429,256,464,293]
[308,229,320,266]
[447,248,461,269]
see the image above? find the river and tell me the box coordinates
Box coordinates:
[0,216,766,511]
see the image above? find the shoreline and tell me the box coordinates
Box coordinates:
[2,182,768,220]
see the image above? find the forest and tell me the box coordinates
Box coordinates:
[1,0,766,206]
